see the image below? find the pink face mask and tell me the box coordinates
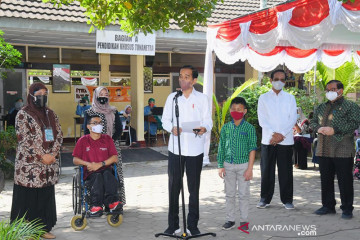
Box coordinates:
[149,103,155,108]
[230,111,244,120]
[180,80,192,91]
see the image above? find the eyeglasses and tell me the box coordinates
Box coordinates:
[325,88,338,92]
[89,121,102,125]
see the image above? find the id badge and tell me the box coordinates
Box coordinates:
[44,128,54,142]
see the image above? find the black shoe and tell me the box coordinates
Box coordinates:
[187,227,201,236]
[164,226,181,235]
[222,221,235,230]
[239,222,249,231]
[342,211,353,219]
[314,206,336,215]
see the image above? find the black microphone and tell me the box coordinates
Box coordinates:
[173,90,183,99]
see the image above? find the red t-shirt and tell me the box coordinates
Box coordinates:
[72,134,118,179]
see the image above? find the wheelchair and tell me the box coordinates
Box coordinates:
[70,164,123,231]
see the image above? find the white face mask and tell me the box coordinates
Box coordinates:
[326,91,338,101]
[91,124,103,134]
[272,81,285,90]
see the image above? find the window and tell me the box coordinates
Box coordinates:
[28,47,59,63]
[110,72,131,86]
[62,49,98,64]
[28,69,52,85]
[71,70,99,86]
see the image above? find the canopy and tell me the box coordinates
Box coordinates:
[205,0,360,74]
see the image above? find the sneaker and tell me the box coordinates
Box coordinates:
[239,222,249,231]
[222,221,235,230]
[164,227,181,235]
[187,227,201,236]
[256,201,269,209]
[342,211,353,219]
[89,206,103,216]
[283,203,295,210]
[109,201,122,212]
[314,206,336,215]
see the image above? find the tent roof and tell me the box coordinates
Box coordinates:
[206,0,360,73]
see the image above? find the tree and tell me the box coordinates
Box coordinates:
[304,61,360,96]
[0,30,22,71]
[43,0,219,34]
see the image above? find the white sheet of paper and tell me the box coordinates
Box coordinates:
[182,121,201,133]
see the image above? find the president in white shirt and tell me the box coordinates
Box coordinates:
[161,65,212,236]
[257,69,297,210]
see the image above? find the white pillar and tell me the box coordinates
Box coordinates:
[260,0,267,9]
[130,55,145,141]
[258,0,267,83]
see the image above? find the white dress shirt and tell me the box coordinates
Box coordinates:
[257,89,297,145]
[162,88,213,156]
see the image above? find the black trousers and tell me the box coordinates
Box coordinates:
[260,144,293,204]
[168,151,203,229]
[294,140,308,169]
[318,157,354,212]
[85,168,119,207]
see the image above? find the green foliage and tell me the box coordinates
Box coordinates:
[43,0,220,34]
[287,87,319,117]
[238,82,272,147]
[0,126,17,176]
[0,215,46,240]
[338,0,355,2]
[196,76,258,154]
[0,30,22,78]
[304,61,360,96]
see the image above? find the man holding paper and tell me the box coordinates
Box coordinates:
[161,65,213,236]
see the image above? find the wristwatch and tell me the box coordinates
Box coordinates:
[102,161,106,167]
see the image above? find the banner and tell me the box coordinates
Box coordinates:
[96,30,156,56]
[74,86,90,102]
[86,86,131,102]
[53,64,71,93]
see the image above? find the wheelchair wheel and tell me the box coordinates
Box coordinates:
[72,174,81,215]
[107,214,123,227]
[70,215,87,231]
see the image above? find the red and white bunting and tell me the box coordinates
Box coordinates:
[206,0,360,73]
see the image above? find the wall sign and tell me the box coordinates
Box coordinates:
[96,30,156,56]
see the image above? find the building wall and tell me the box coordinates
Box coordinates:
[45,84,171,138]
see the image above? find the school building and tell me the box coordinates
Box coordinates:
[0,0,283,141]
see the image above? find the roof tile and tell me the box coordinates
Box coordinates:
[1,0,287,32]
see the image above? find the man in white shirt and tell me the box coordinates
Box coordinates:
[257,69,297,210]
[161,65,213,236]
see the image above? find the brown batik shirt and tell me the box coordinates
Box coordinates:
[14,110,63,188]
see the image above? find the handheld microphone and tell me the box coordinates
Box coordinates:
[173,90,183,99]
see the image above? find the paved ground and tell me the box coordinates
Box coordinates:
[1,148,360,240]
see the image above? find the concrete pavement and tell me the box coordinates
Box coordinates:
[1,148,360,240]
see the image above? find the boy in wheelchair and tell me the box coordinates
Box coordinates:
[73,115,122,216]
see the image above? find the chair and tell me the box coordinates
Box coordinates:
[155,116,167,144]
[119,114,131,146]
